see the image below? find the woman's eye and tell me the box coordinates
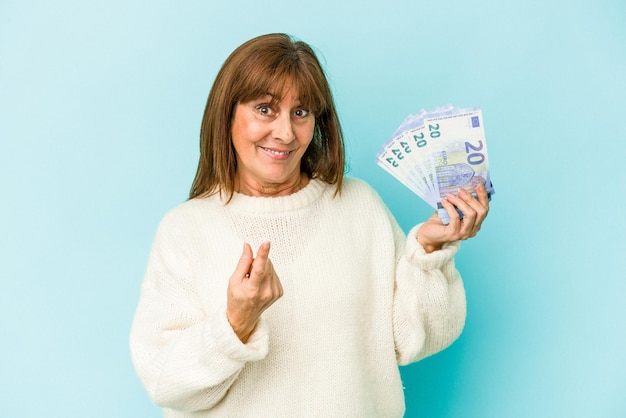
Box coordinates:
[256,105,273,115]
[294,109,310,118]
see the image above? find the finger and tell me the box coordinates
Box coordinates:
[441,195,462,232]
[456,189,490,238]
[462,185,489,236]
[447,191,477,236]
[266,259,284,298]
[475,183,490,209]
[473,184,490,228]
[458,185,488,218]
[248,242,271,284]
[233,243,254,280]
[446,192,476,223]
[256,241,271,259]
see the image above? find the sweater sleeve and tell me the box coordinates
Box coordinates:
[392,222,467,366]
[129,215,269,412]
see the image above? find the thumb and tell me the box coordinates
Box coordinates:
[233,243,253,279]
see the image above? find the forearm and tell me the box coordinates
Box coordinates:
[410,261,466,361]
[393,225,466,365]
[130,303,269,412]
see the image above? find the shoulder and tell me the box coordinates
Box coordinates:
[329,177,391,219]
[341,176,377,194]
[330,177,403,243]
[339,177,385,204]
[156,195,221,234]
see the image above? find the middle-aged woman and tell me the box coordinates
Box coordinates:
[130,33,489,417]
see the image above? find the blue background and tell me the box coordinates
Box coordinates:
[2,1,625,417]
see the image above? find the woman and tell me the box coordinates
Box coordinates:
[130,33,489,417]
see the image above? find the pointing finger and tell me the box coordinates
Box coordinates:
[234,243,254,280]
[248,242,271,284]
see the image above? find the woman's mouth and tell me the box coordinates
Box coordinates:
[259,146,292,159]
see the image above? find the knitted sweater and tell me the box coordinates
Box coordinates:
[129,177,466,417]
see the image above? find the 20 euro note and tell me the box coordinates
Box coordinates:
[375,106,460,204]
[376,123,437,204]
[376,105,494,225]
[425,108,495,224]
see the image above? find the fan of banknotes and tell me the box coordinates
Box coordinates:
[376,105,494,224]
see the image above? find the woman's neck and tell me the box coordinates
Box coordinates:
[235,173,310,197]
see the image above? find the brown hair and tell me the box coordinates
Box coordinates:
[189,33,345,200]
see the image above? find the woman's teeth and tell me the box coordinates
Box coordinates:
[263,147,289,155]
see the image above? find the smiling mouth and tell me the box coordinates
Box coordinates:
[260,146,291,156]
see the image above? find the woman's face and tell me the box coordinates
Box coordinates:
[231,81,315,196]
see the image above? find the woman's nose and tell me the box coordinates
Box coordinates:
[272,112,295,142]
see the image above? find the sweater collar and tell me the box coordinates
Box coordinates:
[223,178,330,214]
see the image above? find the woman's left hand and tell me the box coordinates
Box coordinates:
[417,183,490,253]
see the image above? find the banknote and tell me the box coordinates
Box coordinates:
[426,108,494,223]
[376,105,494,224]
[376,124,435,203]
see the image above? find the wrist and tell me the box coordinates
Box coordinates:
[226,311,258,343]
[417,234,442,254]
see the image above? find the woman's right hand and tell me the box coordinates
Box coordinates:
[226,242,283,343]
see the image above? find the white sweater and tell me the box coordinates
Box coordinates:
[130,177,466,417]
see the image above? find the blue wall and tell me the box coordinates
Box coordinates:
[1,1,624,416]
